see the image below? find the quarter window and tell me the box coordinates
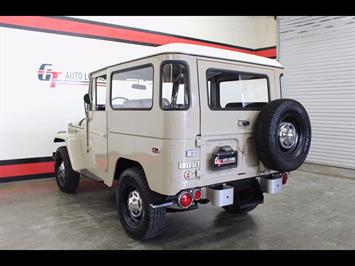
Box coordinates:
[111,66,153,110]
[161,62,189,110]
[207,69,269,110]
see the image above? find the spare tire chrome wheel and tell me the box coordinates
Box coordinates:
[278,120,299,152]
[255,99,311,172]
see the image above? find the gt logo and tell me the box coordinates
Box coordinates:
[37,64,62,88]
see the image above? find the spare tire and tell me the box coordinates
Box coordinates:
[254,99,311,172]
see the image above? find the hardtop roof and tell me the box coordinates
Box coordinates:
[91,43,283,75]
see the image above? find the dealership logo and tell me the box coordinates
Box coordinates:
[37,64,89,88]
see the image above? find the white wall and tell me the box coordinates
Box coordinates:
[253,16,277,49]
[0,27,155,159]
[70,16,276,50]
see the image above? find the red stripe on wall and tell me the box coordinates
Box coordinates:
[0,162,54,179]
[0,16,276,58]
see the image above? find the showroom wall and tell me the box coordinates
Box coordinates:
[0,16,277,181]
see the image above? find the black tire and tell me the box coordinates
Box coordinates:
[116,167,166,240]
[54,146,80,193]
[255,99,311,172]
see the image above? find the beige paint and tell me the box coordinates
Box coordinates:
[56,48,283,196]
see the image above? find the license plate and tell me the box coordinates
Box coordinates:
[211,146,238,171]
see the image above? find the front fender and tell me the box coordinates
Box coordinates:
[54,132,86,171]
[54,132,70,143]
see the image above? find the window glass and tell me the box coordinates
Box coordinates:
[207,69,269,110]
[161,62,189,110]
[93,75,107,111]
[111,66,153,110]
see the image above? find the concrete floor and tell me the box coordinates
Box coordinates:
[0,164,355,250]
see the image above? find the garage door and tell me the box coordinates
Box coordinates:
[277,16,355,169]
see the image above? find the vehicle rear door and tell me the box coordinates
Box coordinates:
[197,59,276,178]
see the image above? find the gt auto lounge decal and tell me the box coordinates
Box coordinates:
[38,64,90,88]
[0,16,277,181]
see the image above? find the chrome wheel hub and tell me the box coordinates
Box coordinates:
[278,121,298,150]
[57,161,65,184]
[127,190,143,218]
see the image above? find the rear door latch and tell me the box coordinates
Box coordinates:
[237,120,250,127]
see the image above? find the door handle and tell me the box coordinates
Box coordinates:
[237,120,250,127]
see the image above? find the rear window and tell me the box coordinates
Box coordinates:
[207,69,269,110]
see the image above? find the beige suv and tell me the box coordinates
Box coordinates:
[53,43,311,240]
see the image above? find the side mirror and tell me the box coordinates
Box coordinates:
[84,93,91,104]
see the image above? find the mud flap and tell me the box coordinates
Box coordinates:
[232,178,264,209]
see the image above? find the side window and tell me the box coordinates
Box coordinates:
[160,62,189,110]
[92,75,107,111]
[111,66,153,110]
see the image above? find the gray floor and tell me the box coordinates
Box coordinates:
[1,164,355,250]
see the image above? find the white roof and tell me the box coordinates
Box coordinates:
[95,43,282,74]
[151,43,283,68]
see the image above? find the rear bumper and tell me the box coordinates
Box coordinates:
[152,173,285,210]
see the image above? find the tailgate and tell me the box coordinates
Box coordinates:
[196,59,276,180]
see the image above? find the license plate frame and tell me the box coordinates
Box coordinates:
[210,146,238,171]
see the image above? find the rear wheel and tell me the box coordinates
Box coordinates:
[54,146,80,193]
[116,167,167,240]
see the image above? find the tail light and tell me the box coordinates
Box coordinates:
[282,172,288,185]
[178,191,193,208]
[193,188,202,201]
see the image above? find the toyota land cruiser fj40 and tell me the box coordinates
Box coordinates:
[53,43,311,240]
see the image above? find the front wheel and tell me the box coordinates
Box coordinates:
[54,146,80,193]
[116,167,167,240]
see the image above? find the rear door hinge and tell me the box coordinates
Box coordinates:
[196,136,202,147]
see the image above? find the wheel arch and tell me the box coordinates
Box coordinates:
[113,158,150,188]
[114,157,145,180]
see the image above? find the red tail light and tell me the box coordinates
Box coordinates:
[282,172,288,185]
[178,191,193,208]
[193,189,202,201]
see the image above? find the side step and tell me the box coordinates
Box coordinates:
[79,169,104,183]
